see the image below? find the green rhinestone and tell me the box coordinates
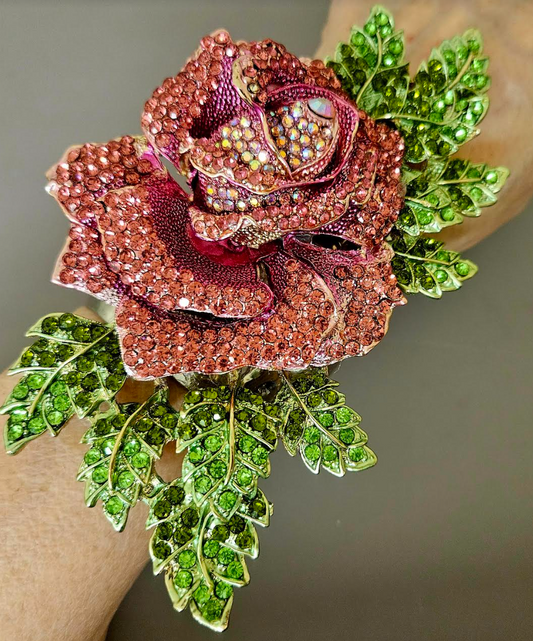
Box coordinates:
[236,531,253,550]
[435,269,448,283]
[76,356,94,372]
[307,392,322,408]
[9,408,28,423]
[215,581,233,600]
[135,417,153,433]
[64,371,80,386]
[117,470,135,489]
[105,496,123,516]
[123,438,140,456]
[228,514,245,534]
[84,448,101,466]
[388,39,403,55]
[304,426,320,444]
[305,443,321,463]
[202,598,223,622]
[46,410,64,427]
[59,313,77,330]
[323,445,337,462]
[175,570,193,589]
[382,54,395,67]
[75,392,92,409]
[41,316,59,334]
[349,447,367,462]
[149,403,167,418]
[189,444,205,464]
[237,409,250,423]
[218,491,237,512]
[7,424,24,440]
[238,435,255,453]
[339,428,355,445]
[318,412,335,427]
[236,467,253,488]
[454,127,467,142]
[470,187,483,202]
[20,350,34,366]
[193,409,212,428]
[209,460,227,479]
[91,465,108,484]
[100,438,115,456]
[252,446,268,466]
[174,527,193,546]
[38,350,57,367]
[251,498,266,517]
[364,21,377,36]
[95,351,111,368]
[153,541,171,560]
[112,412,128,429]
[455,261,471,277]
[145,427,165,446]
[484,171,498,184]
[90,325,108,341]
[50,381,67,396]
[131,451,150,468]
[250,414,266,431]
[194,584,210,606]
[181,507,199,528]
[12,383,29,400]
[322,389,338,405]
[94,418,111,436]
[178,549,196,569]
[31,339,48,353]
[184,390,202,404]
[336,407,352,424]
[217,547,235,566]
[157,522,173,540]
[211,524,229,541]
[160,413,176,430]
[203,539,220,559]
[53,395,71,412]
[202,388,218,401]
[440,206,456,222]
[226,560,244,580]
[153,499,172,519]
[106,374,123,392]
[195,475,212,494]
[27,373,46,390]
[80,373,99,392]
[28,416,46,434]
[72,326,92,343]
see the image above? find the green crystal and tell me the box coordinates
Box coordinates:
[178,549,196,569]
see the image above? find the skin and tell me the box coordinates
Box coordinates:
[1,2,532,639]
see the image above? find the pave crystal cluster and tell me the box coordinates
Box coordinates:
[46,29,405,379]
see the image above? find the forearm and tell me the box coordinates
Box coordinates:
[316,0,533,251]
[0,308,182,641]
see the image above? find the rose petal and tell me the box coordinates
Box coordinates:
[96,176,273,318]
[115,252,338,378]
[284,235,406,364]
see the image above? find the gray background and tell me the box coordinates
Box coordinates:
[1,1,532,640]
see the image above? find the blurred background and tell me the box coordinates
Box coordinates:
[1,1,532,639]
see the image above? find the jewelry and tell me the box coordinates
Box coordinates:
[1,6,508,632]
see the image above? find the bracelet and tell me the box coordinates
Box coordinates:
[1,5,509,632]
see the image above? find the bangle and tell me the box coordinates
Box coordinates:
[1,5,509,632]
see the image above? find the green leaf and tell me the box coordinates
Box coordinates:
[394,30,490,162]
[77,386,177,531]
[148,383,277,630]
[147,477,257,632]
[327,7,492,162]
[397,158,509,235]
[390,231,478,298]
[326,6,409,116]
[1,313,126,454]
[277,369,376,476]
